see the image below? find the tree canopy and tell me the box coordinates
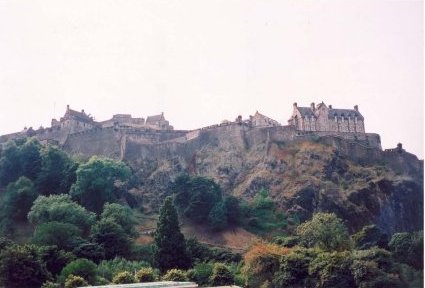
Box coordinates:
[153,196,191,272]
[70,157,131,214]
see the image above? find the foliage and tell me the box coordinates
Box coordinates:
[296,212,352,251]
[223,195,240,225]
[208,201,228,231]
[90,218,132,259]
[241,189,287,233]
[187,262,213,286]
[28,194,96,233]
[186,238,241,264]
[32,222,82,251]
[2,176,38,222]
[41,281,61,288]
[64,275,89,288]
[0,244,50,288]
[59,258,97,285]
[101,202,137,237]
[210,263,234,286]
[242,241,289,287]
[38,245,75,277]
[162,268,188,281]
[273,247,319,287]
[352,224,389,250]
[135,267,157,282]
[389,231,423,269]
[36,145,77,196]
[72,241,105,264]
[272,235,300,248]
[172,174,222,223]
[112,271,136,284]
[309,251,355,288]
[70,156,131,214]
[96,257,150,281]
[153,197,191,272]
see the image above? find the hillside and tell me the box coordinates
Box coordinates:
[61,124,423,235]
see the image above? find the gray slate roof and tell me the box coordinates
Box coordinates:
[328,109,364,120]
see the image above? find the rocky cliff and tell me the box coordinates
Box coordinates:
[62,124,423,234]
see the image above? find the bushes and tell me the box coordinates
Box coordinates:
[210,263,234,286]
[96,257,150,281]
[389,231,423,269]
[64,275,88,288]
[162,269,188,281]
[59,258,97,285]
[135,267,157,282]
[112,271,135,284]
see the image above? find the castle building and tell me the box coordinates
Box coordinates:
[145,112,173,130]
[249,111,281,127]
[288,102,365,133]
[51,105,97,133]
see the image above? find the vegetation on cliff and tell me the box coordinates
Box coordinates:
[0,137,422,287]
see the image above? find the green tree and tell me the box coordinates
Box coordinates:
[70,157,131,214]
[172,175,222,223]
[101,202,137,237]
[36,145,77,196]
[2,176,37,222]
[352,224,388,250]
[20,138,42,181]
[208,201,228,231]
[90,219,132,259]
[28,194,96,233]
[296,212,352,251]
[224,195,240,225]
[59,258,97,285]
[32,222,82,251]
[0,140,21,185]
[153,196,191,272]
[38,245,75,277]
[0,244,50,288]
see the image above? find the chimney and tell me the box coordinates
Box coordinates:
[81,109,85,114]
[354,105,358,111]
[310,102,315,111]
[66,104,70,111]
[329,105,332,109]
[293,102,297,108]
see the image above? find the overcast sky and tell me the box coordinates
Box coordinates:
[0,0,423,158]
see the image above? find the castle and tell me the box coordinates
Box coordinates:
[0,102,382,154]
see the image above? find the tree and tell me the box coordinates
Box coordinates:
[70,157,131,214]
[28,194,96,233]
[101,203,137,237]
[224,195,240,225]
[172,175,222,223]
[38,245,75,277]
[389,231,423,269]
[208,201,228,231]
[31,222,82,251]
[352,224,389,250]
[19,138,42,181]
[296,212,352,251]
[2,176,37,222]
[36,146,77,196]
[90,219,132,259]
[0,140,21,185]
[153,196,191,272]
[58,258,97,285]
[0,244,50,288]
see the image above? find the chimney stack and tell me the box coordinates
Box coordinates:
[329,105,332,109]
[354,105,358,111]
[310,102,315,111]
[293,102,297,108]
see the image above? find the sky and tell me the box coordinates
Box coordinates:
[0,0,423,158]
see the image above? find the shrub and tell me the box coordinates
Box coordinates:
[352,225,388,250]
[210,263,234,286]
[135,267,157,282]
[389,231,423,269]
[64,275,88,288]
[59,258,97,284]
[188,262,213,286]
[112,271,136,284]
[162,269,188,281]
[242,241,289,287]
[296,212,352,251]
[97,257,150,281]
[41,281,61,288]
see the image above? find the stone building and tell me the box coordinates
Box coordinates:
[249,111,281,127]
[51,105,96,133]
[100,114,146,128]
[288,102,365,133]
[146,112,173,130]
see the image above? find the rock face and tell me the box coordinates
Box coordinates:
[62,124,423,234]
